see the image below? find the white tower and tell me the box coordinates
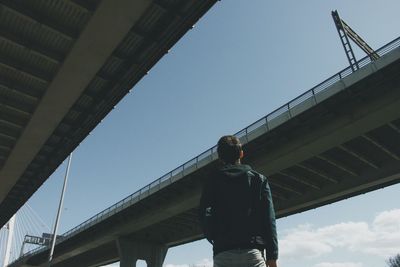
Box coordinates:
[2,215,15,267]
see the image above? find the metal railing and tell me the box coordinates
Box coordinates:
[16,35,400,262]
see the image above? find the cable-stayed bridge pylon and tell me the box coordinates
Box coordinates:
[0,205,50,267]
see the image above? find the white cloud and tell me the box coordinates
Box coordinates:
[314,262,363,267]
[280,224,333,259]
[373,209,400,233]
[195,258,213,267]
[280,209,400,260]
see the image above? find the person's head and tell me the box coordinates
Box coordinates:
[217,135,244,165]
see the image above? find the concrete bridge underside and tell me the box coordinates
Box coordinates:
[0,0,218,228]
[10,43,400,267]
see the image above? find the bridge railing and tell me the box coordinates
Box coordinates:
[17,35,400,261]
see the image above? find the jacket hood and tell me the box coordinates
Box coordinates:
[218,164,252,179]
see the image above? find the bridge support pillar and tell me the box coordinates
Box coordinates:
[117,238,168,267]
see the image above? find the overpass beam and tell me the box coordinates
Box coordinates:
[116,238,168,267]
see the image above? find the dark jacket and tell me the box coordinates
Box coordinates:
[199,164,278,260]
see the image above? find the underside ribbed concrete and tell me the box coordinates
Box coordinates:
[0,0,152,205]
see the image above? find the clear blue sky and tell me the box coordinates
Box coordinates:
[20,1,400,266]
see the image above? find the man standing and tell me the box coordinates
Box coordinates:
[199,135,278,267]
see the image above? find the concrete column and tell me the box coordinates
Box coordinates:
[144,243,168,267]
[117,238,137,267]
[116,238,168,267]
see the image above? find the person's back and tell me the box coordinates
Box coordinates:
[199,135,278,267]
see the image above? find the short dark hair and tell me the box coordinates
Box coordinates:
[217,135,242,164]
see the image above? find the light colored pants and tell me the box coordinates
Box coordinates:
[213,249,266,267]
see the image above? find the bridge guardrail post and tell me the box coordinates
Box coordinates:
[311,89,317,105]
[266,114,271,131]
[264,117,269,132]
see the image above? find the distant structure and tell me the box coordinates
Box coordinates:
[332,10,380,71]
[0,205,50,266]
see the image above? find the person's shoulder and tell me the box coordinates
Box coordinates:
[246,168,267,182]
